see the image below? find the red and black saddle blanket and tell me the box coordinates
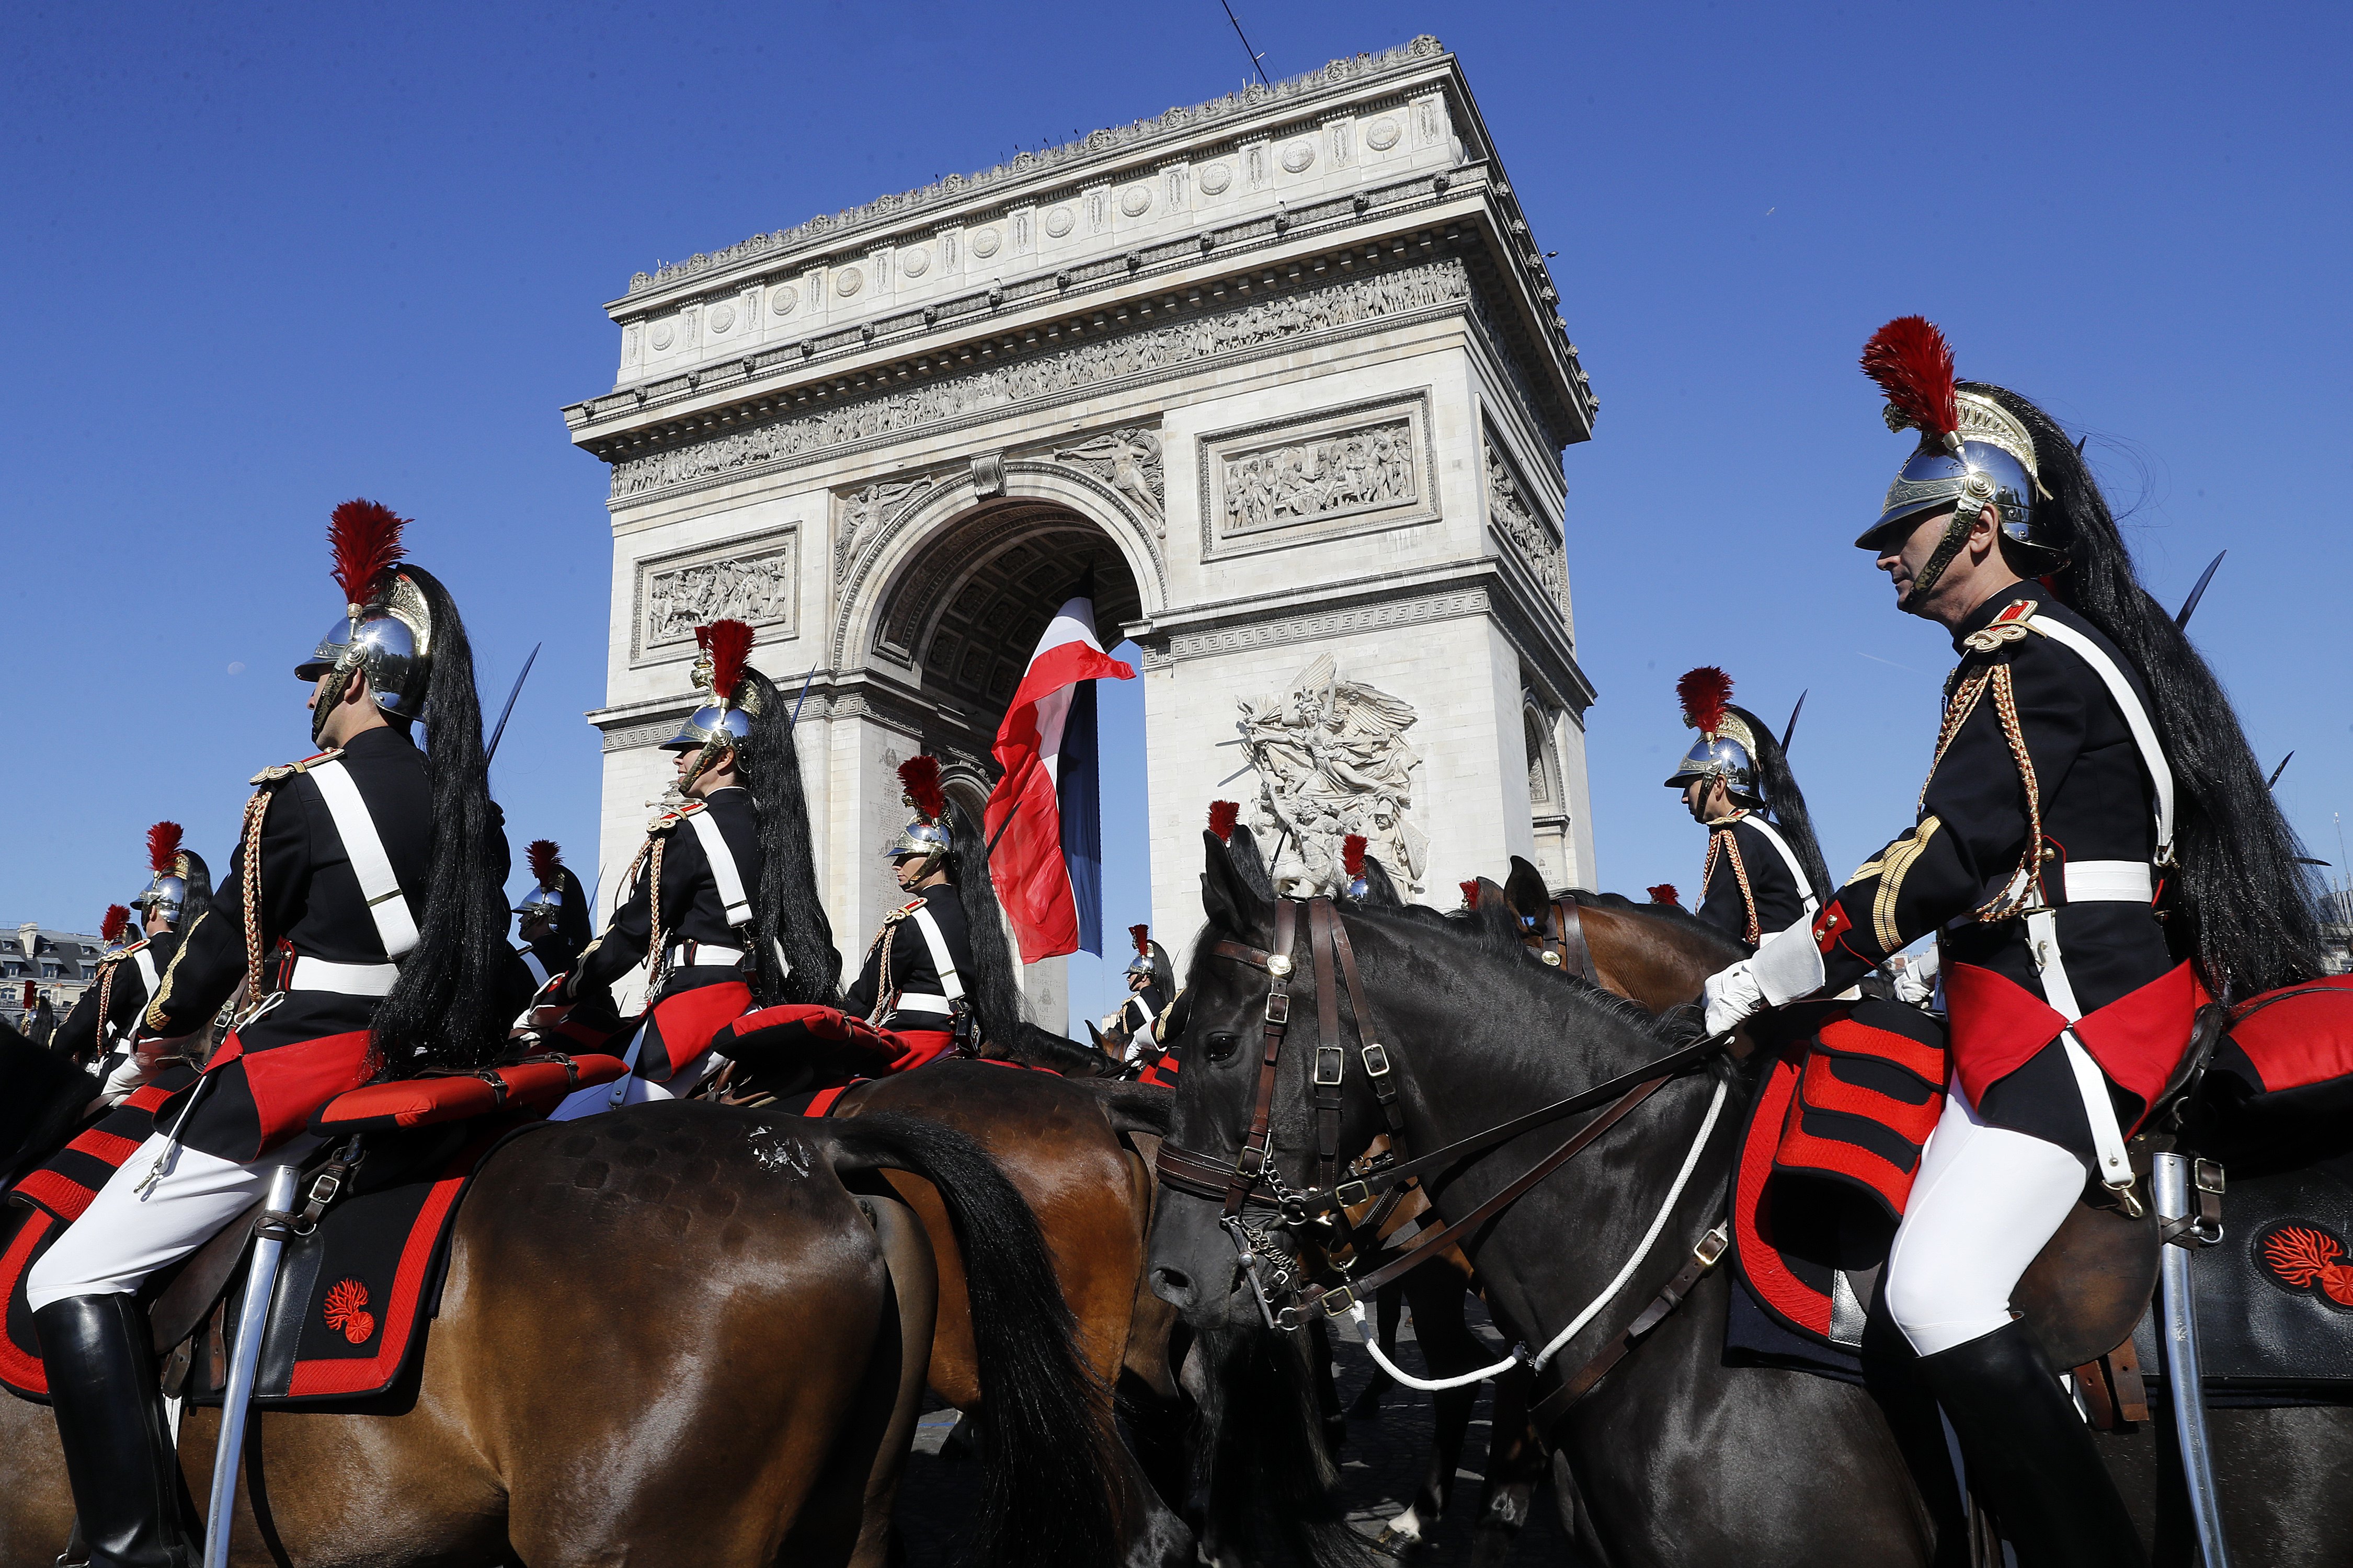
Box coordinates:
[1730,998,1948,1352]
[3,1057,620,1407]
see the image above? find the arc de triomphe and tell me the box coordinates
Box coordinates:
[562,37,1599,1024]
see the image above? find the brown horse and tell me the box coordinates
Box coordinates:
[1,1105,1116,1568]
[821,1059,1192,1568]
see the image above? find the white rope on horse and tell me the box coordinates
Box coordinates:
[1343,1078,1730,1393]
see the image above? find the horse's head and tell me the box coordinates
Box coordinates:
[1147,832,1580,1334]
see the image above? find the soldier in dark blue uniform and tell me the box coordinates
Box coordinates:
[52,825,213,1094]
[28,500,512,1568]
[1664,668,1832,949]
[1703,320,2324,1567]
[551,618,836,1117]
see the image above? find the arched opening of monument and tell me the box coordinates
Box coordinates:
[875,498,1150,1035]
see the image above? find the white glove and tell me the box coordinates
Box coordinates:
[1701,962,1766,1036]
[97,1050,150,1107]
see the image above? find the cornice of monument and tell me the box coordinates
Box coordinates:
[563,40,1595,456]
[613,37,1455,306]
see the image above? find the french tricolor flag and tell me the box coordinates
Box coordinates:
[983,591,1136,962]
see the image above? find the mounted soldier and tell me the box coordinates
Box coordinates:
[1699,318,2324,1567]
[705,755,1027,1103]
[54,826,214,1095]
[1098,923,1172,1070]
[510,838,591,1001]
[550,617,837,1118]
[25,499,514,1568]
[1665,668,1832,950]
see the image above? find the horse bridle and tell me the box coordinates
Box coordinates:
[1154,895,1723,1337]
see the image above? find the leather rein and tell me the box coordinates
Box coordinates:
[1153,896,1723,1359]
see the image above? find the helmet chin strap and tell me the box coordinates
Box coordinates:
[1900,504,1980,616]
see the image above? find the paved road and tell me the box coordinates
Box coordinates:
[895,1298,1570,1563]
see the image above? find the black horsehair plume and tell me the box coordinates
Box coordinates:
[739,666,840,1006]
[365,563,510,1070]
[1963,381,2324,997]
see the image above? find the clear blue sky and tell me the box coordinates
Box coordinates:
[5,3,2348,1029]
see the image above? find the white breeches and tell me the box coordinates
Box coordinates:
[1882,1086,2086,1356]
[546,1043,722,1122]
[26,1131,321,1311]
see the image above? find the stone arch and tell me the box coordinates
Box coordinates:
[832,457,1166,676]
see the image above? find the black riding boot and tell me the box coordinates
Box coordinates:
[1917,1319,2145,1568]
[32,1295,195,1568]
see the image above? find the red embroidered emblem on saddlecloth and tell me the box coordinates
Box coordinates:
[323,1278,375,1344]
[2258,1226,2353,1309]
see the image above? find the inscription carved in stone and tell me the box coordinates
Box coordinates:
[1221,419,1413,535]
[636,535,798,661]
[1238,653,1426,896]
[611,259,1473,499]
[1484,434,1571,625]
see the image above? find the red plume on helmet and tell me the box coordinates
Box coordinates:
[1647,884,1682,907]
[146,821,185,875]
[1207,800,1240,843]
[898,755,949,823]
[1675,668,1732,741]
[20,982,35,1011]
[526,839,562,886]
[1342,834,1367,878]
[1860,317,1960,449]
[699,619,756,705]
[327,500,409,614]
[1459,880,1480,909]
[100,905,132,944]
[1129,923,1151,956]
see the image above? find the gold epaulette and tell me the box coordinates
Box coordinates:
[1961,599,2037,653]
[645,797,708,833]
[249,747,345,786]
[879,897,924,925]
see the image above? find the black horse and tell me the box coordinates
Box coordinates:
[1149,832,2353,1567]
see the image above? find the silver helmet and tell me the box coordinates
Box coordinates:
[1856,318,2055,594]
[886,755,954,872]
[515,839,567,920]
[295,500,433,744]
[1664,668,1762,804]
[1123,924,1171,989]
[132,821,191,925]
[660,620,761,793]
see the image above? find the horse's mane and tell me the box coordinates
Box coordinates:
[1347,899,1705,1049]
[1568,887,1730,942]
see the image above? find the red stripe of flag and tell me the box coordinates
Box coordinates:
[983,597,1134,963]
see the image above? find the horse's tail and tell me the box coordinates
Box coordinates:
[819,1111,1118,1568]
[1067,1077,1174,1137]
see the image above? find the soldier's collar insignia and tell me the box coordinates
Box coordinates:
[1961,598,2038,654]
[250,746,345,785]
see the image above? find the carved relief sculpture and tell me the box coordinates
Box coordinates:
[612,259,1473,500]
[641,543,797,657]
[1051,428,1164,533]
[833,476,939,583]
[1237,653,1426,896]
[1223,419,1414,535]
[1484,434,1572,630]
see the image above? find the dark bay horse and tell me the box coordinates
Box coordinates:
[1,1103,1116,1568]
[1153,835,2353,1565]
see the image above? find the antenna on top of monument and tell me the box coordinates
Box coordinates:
[1218,0,1272,86]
